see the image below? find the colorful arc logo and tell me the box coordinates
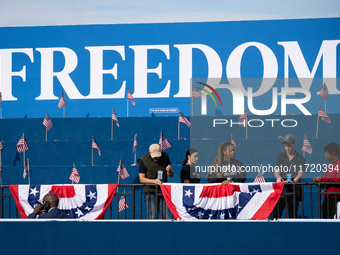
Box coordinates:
[197,82,222,106]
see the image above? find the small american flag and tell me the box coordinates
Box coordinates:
[23,158,30,179]
[58,91,67,109]
[16,134,29,153]
[318,82,329,101]
[159,132,172,150]
[43,113,53,131]
[117,160,130,180]
[238,108,248,127]
[179,112,191,127]
[0,92,2,104]
[229,134,237,149]
[112,108,119,127]
[69,162,80,183]
[118,196,129,212]
[254,169,266,183]
[0,140,3,150]
[133,134,137,153]
[92,137,101,156]
[192,86,202,97]
[127,88,136,106]
[318,105,331,123]
[301,134,313,154]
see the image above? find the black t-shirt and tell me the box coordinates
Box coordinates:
[180,164,201,183]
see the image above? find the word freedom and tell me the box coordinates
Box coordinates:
[0,40,339,102]
[213,118,298,127]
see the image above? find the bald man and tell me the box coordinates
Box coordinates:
[28,193,73,219]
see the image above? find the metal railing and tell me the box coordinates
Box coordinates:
[1,183,340,219]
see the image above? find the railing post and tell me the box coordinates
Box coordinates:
[310,183,313,219]
[155,184,158,219]
[317,183,321,219]
[132,185,135,219]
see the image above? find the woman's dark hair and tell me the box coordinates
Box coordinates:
[324,142,340,157]
[182,148,198,166]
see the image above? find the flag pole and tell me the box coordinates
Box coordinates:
[160,132,163,150]
[117,173,120,192]
[63,106,65,118]
[178,121,180,140]
[0,104,2,118]
[316,110,320,138]
[303,151,305,158]
[325,100,327,113]
[45,128,47,142]
[91,148,94,166]
[23,133,25,167]
[134,150,137,165]
[27,158,30,186]
[127,98,129,117]
[111,119,113,141]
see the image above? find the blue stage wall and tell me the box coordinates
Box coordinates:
[0,220,339,255]
[0,18,339,118]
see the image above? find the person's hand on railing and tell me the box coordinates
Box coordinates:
[154,179,162,185]
[221,180,234,185]
[313,177,322,182]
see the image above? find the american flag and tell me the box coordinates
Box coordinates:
[318,82,329,101]
[111,108,120,127]
[179,112,191,127]
[278,136,284,139]
[69,162,80,183]
[192,86,202,97]
[159,132,172,150]
[160,182,284,220]
[117,160,130,180]
[0,140,3,150]
[318,105,331,123]
[254,169,266,183]
[238,108,248,127]
[43,113,53,131]
[10,184,118,220]
[16,134,29,153]
[127,88,136,106]
[118,196,129,212]
[23,158,30,179]
[133,134,137,153]
[92,137,101,156]
[301,134,313,154]
[229,134,237,149]
[58,91,67,109]
[0,92,2,104]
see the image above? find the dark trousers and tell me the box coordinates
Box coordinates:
[322,197,338,219]
[272,197,299,219]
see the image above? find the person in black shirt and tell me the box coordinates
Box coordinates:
[272,134,305,219]
[207,142,246,184]
[180,148,200,183]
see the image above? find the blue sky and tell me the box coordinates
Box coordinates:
[0,0,339,27]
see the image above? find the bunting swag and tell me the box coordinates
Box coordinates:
[9,184,118,220]
[160,182,284,220]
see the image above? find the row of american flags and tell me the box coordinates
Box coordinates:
[0,130,173,180]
